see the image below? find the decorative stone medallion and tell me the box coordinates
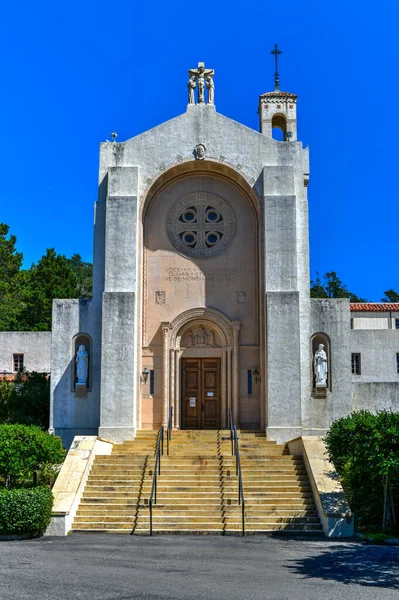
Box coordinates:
[236,291,247,304]
[194,144,206,160]
[156,291,166,304]
[166,192,236,259]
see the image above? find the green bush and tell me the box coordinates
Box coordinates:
[0,487,53,536]
[324,410,399,530]
[0,424,64,486]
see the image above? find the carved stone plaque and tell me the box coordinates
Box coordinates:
[183,326,219,347]
[166,192,236,259]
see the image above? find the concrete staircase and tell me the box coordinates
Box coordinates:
[72,430,322,534]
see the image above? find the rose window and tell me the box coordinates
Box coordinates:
[167,192,236,259]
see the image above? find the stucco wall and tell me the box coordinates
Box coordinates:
[352,382,399,413]
[351,329,399,383]
[0,332,51,373]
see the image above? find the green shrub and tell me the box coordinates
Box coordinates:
[0,486,53,536]
[0,424,64,486]
[324,410,399,530]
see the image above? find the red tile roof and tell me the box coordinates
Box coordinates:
[259,91,298,100]
[350,303,399,312]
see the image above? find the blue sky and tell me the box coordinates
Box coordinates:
[1,0,397,301]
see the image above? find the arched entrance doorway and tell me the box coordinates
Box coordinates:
[163,308,240,429]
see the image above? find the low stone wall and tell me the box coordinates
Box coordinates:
[45,436,113,536]
[287,436,354,538]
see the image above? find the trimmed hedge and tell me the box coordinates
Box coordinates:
[324,410,399,529]
[0,487,53,536]
[0,424,64,484]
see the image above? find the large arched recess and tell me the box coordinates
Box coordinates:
[137,159,265,431]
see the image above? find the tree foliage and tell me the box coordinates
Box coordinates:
[4,372,50,428]
[381,289,399,303]
[0,224,24,330]
[324,411,399,531]
[0,223,93,332]
[67,253,93,298]
[310,271,367,302]
[18,248,80,331]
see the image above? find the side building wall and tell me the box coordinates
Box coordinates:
[351,329,399,413]
[0,332,51,374]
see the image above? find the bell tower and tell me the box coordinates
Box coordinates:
[258,45,298,141]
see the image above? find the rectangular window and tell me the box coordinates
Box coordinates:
[13,354,24,372]
[150,370,155,395]
[247,370,253,395]
[352,353,361,375]
[396,318,399,330]
[397,354,399,374]
[350,318,354,330]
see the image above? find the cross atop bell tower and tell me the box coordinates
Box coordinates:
[258,45,298,141]
[271,44,282,91]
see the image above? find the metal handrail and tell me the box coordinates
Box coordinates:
[228,407,245,535]
[233,425,245,536]
[149,426,164,536]
[228,406,234,456]
[167,406,173,456]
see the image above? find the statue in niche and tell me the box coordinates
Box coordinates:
[206,76,214,104]
[314,343,328,387]
[76,344,89,385]
[188,75,197,104]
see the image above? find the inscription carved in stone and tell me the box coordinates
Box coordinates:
[165,267,236,282]
[166,192,236,259]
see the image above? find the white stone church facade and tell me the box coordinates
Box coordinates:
[2,66,398,449]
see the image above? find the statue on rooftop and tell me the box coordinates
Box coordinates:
[188,62,215,105]
[188,76,197,104]
[206,76,214,104]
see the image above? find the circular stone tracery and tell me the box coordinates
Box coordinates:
[166,192,236,258]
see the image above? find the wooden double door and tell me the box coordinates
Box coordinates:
[182,358,221,429]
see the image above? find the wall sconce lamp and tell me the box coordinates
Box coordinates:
[141,366,149,385]
[253,368,261,384]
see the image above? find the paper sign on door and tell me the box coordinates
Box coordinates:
[189,397,196,407]
[207,392,214,397]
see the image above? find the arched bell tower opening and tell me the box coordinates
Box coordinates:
[139,161,262,431]
[272,113,287,141]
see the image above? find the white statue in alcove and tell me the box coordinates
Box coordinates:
[76,344,89,385]
[314,343,328,387]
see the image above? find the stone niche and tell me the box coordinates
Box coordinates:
[72,333,92,396]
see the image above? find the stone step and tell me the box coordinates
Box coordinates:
[72,521,322,532]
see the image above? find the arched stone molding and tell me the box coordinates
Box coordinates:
[161,308,240,428]
[311,332,331,393]
[141,160,261,222]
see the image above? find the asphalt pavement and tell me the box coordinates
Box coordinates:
[0,534,398,600]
